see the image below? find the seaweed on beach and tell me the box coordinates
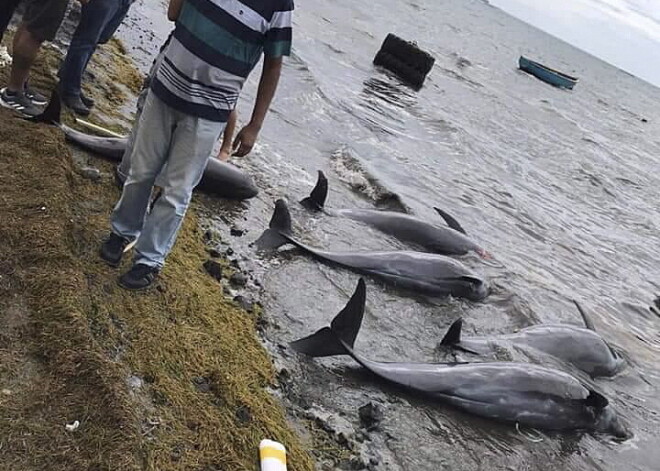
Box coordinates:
[0,39,313,471]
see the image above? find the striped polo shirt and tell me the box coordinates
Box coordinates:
[151,0,294,122]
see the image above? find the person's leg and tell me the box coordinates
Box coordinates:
[60,0,117,112]
[117,39,170,182]
[115,85,149,183]
[132,116,225,268]
[98,0,132,44]
[1,0,70,115]
[110,91,176,241]
[6,23,41,92]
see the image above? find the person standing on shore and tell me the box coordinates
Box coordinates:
[115,34,238,185]
[100,0,294,290]
[0,0,84,117]
[59,0,136,116]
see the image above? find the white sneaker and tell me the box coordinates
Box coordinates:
[0,45,12,66]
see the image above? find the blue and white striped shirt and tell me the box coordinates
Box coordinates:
[151,0,294,122]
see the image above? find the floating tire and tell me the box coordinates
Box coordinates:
[373,33,435,88]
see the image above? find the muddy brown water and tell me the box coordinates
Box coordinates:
[77,0,660,469]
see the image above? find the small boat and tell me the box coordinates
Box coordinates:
[518,56,578,90]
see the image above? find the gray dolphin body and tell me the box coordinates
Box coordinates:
[439,303,625,378]
[300,171,487,257]
[291,280,628,437]
[31,92,258,200]
[258,200,488,301]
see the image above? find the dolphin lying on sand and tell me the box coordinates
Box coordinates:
[31,91,258,200]
[291,279,628,437]
[300,171,488,257]
[257,200,488,301]
[438,301,625,378]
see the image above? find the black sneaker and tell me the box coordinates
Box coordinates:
[100,233,131,267]
[80,92,95,108]
[118,263,159,290]
[0,87,41,117]
[63,94,91,116]
[24,83,47,106]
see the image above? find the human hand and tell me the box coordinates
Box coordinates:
[217,149,231,161]
[232,123,260,157]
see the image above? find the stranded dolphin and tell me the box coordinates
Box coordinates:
[300,171,488,257]
[438,300,625,378]
[290,279,628,437]
[31,91,258,200]
[257,199,488,301]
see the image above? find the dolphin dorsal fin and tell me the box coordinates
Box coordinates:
[573,300,596,331]
[300,170,328,211]
[433,207,467,234]
[255,199,293,250]
[440,318,463,346]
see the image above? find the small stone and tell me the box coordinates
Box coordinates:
[235,405,252,424]
[225,247,234,256]
[1,389,11,396]
[127,375,143,389]
[358,402,384,430]
[233,295,253,312]
[207,247,221,258]
[192,376,211,393]
[203,260,223,282]
[230,226,244,237]
[79,166,101,182]
[230,272,248,287]
[348,456,367,470]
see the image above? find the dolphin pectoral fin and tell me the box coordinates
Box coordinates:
[433,207,467,234]
[572,300,596,331]
[300,170,328,211]
[584,389,609,410]
[440,318,463,347]
[27,89,61,125]
[290,279,366,357]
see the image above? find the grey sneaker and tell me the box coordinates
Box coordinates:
[24,84,48,106]
[0,87,41,117]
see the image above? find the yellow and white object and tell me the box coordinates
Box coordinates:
[259,439,287,471]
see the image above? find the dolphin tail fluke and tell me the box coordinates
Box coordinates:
[433,207,467,234]
[28,89,61,125]
[300,170,328,211]
[255,199,293,250]
[572,300,596,331]
[440,318,463,347]
[290,278,366,357]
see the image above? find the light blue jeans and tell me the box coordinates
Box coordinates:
[116,37,168,181]
[111,91,226,268]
